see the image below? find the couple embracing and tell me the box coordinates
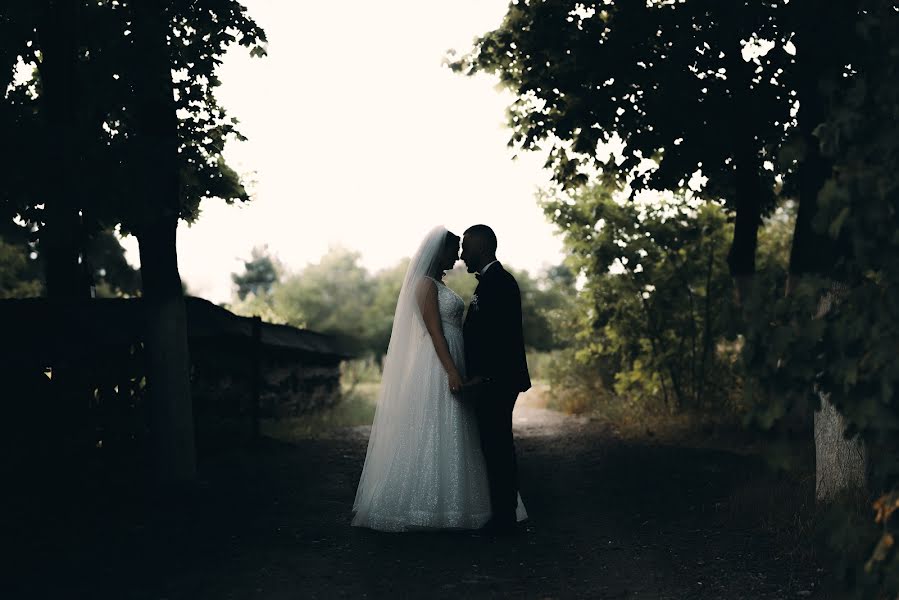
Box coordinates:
[352,224,531,534]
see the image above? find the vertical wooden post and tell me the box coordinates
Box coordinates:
[250,316,262,442]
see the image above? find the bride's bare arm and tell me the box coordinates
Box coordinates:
[416,278,464,393]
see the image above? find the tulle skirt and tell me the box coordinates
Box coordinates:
[351,324,493,531]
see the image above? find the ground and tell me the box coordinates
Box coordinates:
[11,389,827,599]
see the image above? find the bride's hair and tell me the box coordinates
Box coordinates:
[426,230,460,278]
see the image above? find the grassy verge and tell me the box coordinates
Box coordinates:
[260,382,379,441]
[545,383,835,582]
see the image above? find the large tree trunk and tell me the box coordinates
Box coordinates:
[37,1,90,300]
[727,142,763,308]
[814,283,867,501]
[36,1,93,459]
[815,393,867,500]
[727,18,772,310]
[790,0,865,502]
[132,0,196,483]
[138,220,196,483]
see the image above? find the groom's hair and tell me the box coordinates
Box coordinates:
[464,224,497,253]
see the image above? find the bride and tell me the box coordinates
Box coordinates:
[351,226,493,531]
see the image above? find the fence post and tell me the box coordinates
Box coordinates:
[250,316,262,442]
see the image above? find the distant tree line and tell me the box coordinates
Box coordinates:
[228,246,577,361]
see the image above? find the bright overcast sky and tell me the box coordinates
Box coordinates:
[124,0,565,303]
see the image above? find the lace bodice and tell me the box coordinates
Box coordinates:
[428,277,464,331]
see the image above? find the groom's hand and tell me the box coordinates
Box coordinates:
[458,376,491,403]
[464,376,487,388]
[448,371,464,394]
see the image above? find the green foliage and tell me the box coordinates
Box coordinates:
[455,0,898,594]
[260,382,380,441]
[1,0,265,277]
[0,237,42,298]
[365,260,409,357]
[227,290,286,326]
[228,246,576,360]
[447,262,577,352]
[270,247,376,353]
[810,1,899,476]
[443,264,477,305]
[228,247,407,358]
[524,349,557,384]
[341,357,383,387]
[543,181,737,413]
[544,348,611,415]
[738,2,899,594]
[232,246,281,301]
[450,0,788,211]
[510,264,578,352]
[0,224,140,298]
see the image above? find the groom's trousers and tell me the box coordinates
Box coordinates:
[475,386,520,524]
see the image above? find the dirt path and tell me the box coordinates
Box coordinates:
[12,389,824,599]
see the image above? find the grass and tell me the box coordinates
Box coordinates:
[260,382,379,441]
[546,384,749,445]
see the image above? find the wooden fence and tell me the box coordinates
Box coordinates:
[0,296,349,464]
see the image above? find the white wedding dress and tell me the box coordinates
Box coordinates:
[352,276,492,531]
[352,227,526,532]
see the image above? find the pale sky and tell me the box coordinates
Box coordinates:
[123,0,565,303]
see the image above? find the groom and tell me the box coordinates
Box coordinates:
[461,224,531,533]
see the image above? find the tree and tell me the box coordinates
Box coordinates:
[507,265,574,353]
[271,247,376,355]
[230,247,387,357]
[458,1,899,589]
[232,246,281,301]
[450,0,794,301]
[811,2,899,494]
[228,246,575,362]
[746,0,899,513]
[445,263,574,353]
[365,260,409,359]
[456,0,887,503]
[544,182,734,411]
[1,0,266,482]
[129,0,199,482]
[0,220,140,298]
[2,0,265,272]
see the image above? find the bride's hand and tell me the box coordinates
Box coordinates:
[448,371,464,394]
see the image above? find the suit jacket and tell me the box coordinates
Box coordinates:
[463,262,531,394]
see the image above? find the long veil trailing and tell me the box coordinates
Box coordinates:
[352,226,459,519]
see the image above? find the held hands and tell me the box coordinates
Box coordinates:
[450,375,492,401]
[448,371,464,394]
[463,376,489,389]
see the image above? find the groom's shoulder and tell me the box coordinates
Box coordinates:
[493,264,520,291]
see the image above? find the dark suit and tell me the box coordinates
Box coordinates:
[463,261,531,524]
